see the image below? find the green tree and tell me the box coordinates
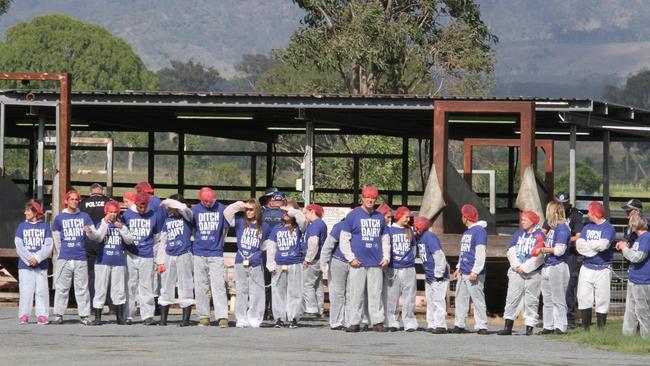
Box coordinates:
[281,0,497,95]
[0,0,11,17]
[0,14,158,91]
[235,53,278,90]
[158,59,224,91]
[555,161,602,195]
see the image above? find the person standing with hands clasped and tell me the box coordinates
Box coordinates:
[302,203,327,318]
[451,204,488,335]
[339,185,390,333]
[15,200,53,325]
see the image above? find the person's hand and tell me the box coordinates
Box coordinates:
[379,259,389,268]
[114,219,123,229]
[452,268,460,280]
[350,258,361,268]
[469,272,478,281]
[243,202,254,212]
[83,226,92,233]
[515,266,524,274]
[615,241,629,251]
[157,264,166,274]
[303,260,311,268]
[27,257,39,267]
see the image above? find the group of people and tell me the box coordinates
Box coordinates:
[13,182,650,338]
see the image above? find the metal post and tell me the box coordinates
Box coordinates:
[37,116,45,201]
[106,139,114,197]
[58,74,71,210]
[178,132,185,196]
[303,121,314,205]
[508,147,515,208]
[401,137,408,206]
[53,104,60,215]
[148,131,155,185]
[569,125,577,206]
[0,102,4,175]
[250,155,257,198]
[603,130,610,218]
[353,157,360,205]
[266,141,273,188]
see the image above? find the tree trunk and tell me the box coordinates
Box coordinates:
[128,151,134,172]
[352,60,361,95]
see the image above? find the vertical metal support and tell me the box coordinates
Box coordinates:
[519,102,536,181]
[507,146,515,208]
[401,137,409,206]
[52,104,60,214]
[353,156,360,205]
[463,140,473,187]
[250,155,257,198]
[37,117,45,201]
[0,102,4,175]
[303,121,314,205]
[178,132,185,196]
[58,74,71,210]
[29,135,35,197]
[147,132,155,185]
[603,130,610,218]
[432,103,448,232]
[266,142,273,188]
[569,125,577,206]
[106,139,114,197]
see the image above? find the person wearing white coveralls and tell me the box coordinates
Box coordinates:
[302,203,327,317]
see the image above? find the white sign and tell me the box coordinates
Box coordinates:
[322,206,352,234]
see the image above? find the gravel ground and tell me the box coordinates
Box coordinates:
[1,307,648,366]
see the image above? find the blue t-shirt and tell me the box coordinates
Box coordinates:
[163,214,193,256]
[341,207,386,267]
[15,220,51,270]
[628,231,650,285]
[387,225,416,268]
[509,227,544,266]
[304,218,328,261]
[329,222,346,263]
[459,224,488,275]
[417,231,449,283]
[544,223,571,266]
[235,217,271,267]
[270,223,304,265]
[53,211,93,261]
[122,209,160,258]
[96,222,128,266]
[580,220,616,270]
[149,194,167,229]
[192,202,228,257]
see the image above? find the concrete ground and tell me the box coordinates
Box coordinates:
[1,306,649,366]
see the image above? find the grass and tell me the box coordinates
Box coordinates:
[548,320,650,355]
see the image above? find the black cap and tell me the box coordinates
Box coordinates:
[554,192,569,204]
[264,187,279,197]
[622,199,643,212]
[271,192,286,201]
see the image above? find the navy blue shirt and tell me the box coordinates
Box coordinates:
[192,202,228,257]
[387,225,416,269]
[305,218,328,261]
[580,220,616,270]
[270,224,304,265]
[629,232,650,285]
[544,223,571,266]
[341,207,387,267]
[16,220,51,270]
[96,223,128,266]
[122,209,161,258]
[53,211,93,261]
[459,224,487,275]
[418,231,449,283]
[235,217,271,267]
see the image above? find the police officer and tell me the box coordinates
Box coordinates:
[79,183,111,301]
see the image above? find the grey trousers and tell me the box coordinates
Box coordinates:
[328,259,350,328]
[302,262,324,315]
[126,253,156,320]
[384,267,418,330]
[577,266,611,313]
[18,268,49,319]
[623,282,650,338]
[272,263,304,322]
[503,269,542,327]
[160,252,195,308]
[454,273,487,330]
[234,264,266,327]
[194,256,229,320]
[53,259,91,317]
[425,280,449,329]
[348,266,384,326]
[93,264,127,308]
[541,263,569,331]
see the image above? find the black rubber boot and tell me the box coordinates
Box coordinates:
[154,296,160,316]
[159,305,169,326]
[525,326,534,336]
[115,304,125,325]
[179,306,191,327]
[581,309,592,331]
[93,308,102,326]
[596,312,607,329]
[497,319,513,335]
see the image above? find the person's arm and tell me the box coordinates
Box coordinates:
[52,230,62,259]
[433,249,448,279]
[339,231,355,262]
[304,235,320,263]
[471,245,486,274]
[319,235,337,272]
[118,225,134,245]
[286,208,307,232]
[575,238,598,257]
[224,201,245,226]
[86,220,109,242]
[622,247,649,263]
[381,233,390,263]
[520,254,544,274]
[161,199,193,222]
[14,236,34,264]
[588,238,611,252]
[506,246,519,269]
[156,231,167,266]
[265,239,277,272]
[552,243,567,257]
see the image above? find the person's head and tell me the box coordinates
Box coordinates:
[167,194,185,216]
[199,187,217,208]
[268,191,286,209]
[376,203,393,224]
[283,200,300,226]
[520,211,540,232]
[24,199,44,221]
[413,216,431,235]
[90,183,104,195]
[629,214,648,233]
[260,187,279,207]
[134,181,154,195]
[306,203,324,222]
[244,198,263,222]
[123,191,137,209]
[622,199,643,218]
[135,192,151,214]
[360,185,379,211]
[545,201,566,229]
[587,201,605,223]
[64,189,81,210]
[461,204,478,227]
[554,191,570,210]
[395,206,411,227]
[104,200,121,223]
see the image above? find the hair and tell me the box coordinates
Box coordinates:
[24,200,44,220]
[629,213,648,232]
[244,198,264,237]
[168,193,185,205]
[545,201,566,229]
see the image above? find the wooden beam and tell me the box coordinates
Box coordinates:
[519,102,536,181]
